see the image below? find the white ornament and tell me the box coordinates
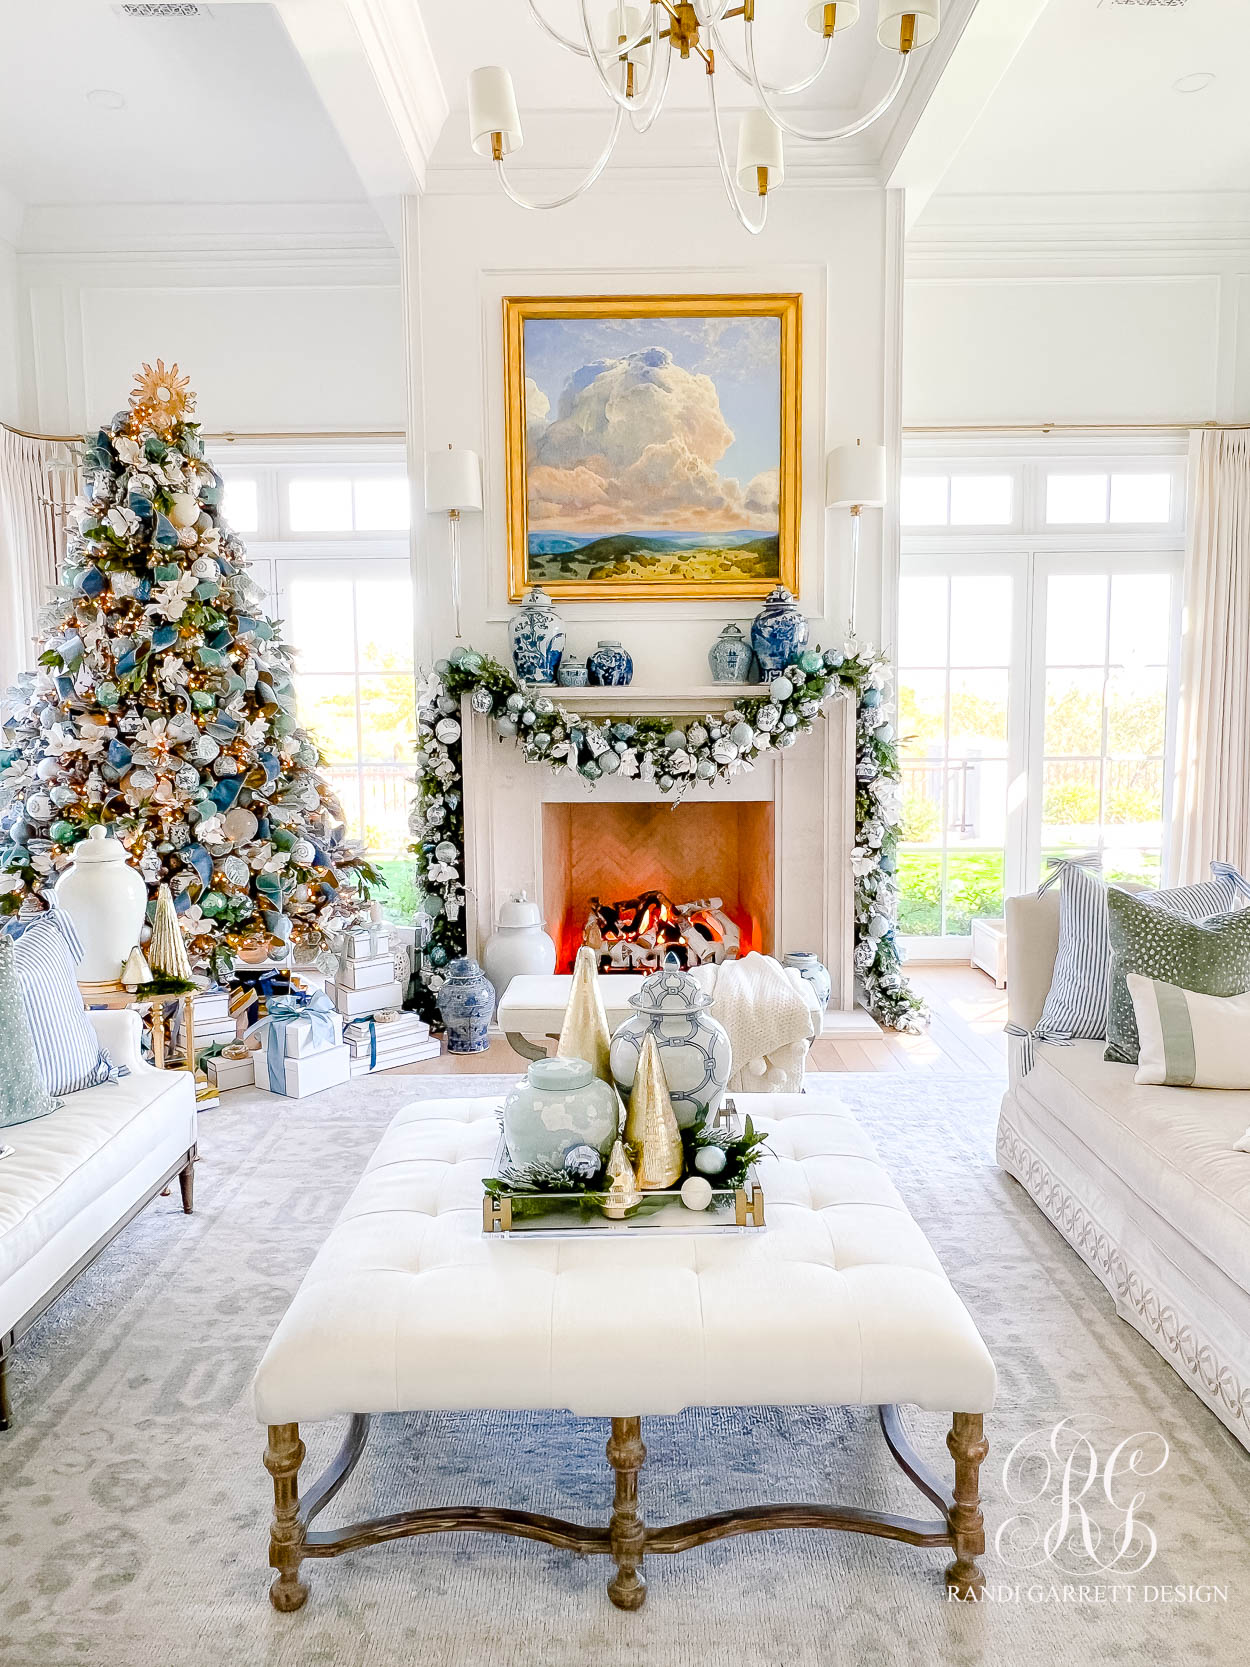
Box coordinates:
[167,492,200,529]
[680,1176,714,1212]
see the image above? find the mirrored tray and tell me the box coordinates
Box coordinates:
[481,1100,765,1239]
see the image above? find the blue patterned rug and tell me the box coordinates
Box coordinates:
[1,1072,1245,1666]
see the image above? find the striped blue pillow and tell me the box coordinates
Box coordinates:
[7,907,118,1095]
[1034,862,1246,1046]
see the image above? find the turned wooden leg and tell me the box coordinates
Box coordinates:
[945,1412,988,1600]
[264,1422,308,1612]
[606,1416,647,1611]
[179,1148,197,1215]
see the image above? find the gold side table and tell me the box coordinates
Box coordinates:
[78,983,197,1075]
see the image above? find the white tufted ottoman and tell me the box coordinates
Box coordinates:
[253,1094,996,1613]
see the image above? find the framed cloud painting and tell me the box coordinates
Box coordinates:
[503,294,801,601]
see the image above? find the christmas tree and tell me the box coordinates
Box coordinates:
[0,361,378,981]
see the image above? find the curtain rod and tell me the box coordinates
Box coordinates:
[903,421,1250,434]
[1,421,406,445]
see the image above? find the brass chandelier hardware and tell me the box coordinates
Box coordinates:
[467,1,941,233]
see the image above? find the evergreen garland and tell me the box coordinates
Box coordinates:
[409,642,927,1033]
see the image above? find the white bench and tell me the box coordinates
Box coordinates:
[253,1093,996,1612]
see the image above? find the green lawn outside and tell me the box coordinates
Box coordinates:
[372,859,419,926]
[899,845,1162,937]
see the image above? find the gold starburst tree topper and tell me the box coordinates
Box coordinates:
[129,359,195,434]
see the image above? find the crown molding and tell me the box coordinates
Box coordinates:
[16,202,400,285]
[425,106,882,195]
[908,192,1250,270]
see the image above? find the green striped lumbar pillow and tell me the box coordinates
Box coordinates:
[1127,974,1250,1089]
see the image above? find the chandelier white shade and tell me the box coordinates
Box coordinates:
[878,0,939,50]
[805,2,861,33]
[736,108,785,193]
[469,1,942,232]
[826,439,887,508]
[468,65,524,158]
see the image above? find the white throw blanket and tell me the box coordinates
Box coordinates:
[690,952,819,1093]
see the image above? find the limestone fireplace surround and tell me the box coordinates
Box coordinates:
[460,686,880,1037]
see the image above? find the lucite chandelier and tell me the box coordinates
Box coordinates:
[467,2,940,233]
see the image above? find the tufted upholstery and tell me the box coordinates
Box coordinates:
[252,1094,996,1425]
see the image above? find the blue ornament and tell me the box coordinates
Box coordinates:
[860,687,882,709]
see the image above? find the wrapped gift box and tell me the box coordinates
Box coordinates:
[350,1039,441,1075]
[337,955,397,992]
[326,977,404,1019]
[207,1052,255,1091]
[282,1011,344,1057]
[339,923,391,961]
[254,1042,351,1098]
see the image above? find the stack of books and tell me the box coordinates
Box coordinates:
[344,1013,440,1075]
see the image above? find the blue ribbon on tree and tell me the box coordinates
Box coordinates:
[246,988,337,1094]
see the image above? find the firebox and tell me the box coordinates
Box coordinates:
[540,800,775,974]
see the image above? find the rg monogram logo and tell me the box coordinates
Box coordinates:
[996,1418,1170,1576]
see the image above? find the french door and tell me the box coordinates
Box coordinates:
[897,551,1181,953]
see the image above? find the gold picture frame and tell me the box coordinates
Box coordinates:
[504,293,801,602]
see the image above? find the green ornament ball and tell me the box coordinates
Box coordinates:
[799,649,823,675]
[200,890,228,918]
[49,819,76,844]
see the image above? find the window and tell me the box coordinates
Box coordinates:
[215,445,415,922]
[898,446,1185,952]
[901,473,1015,528]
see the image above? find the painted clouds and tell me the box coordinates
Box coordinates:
[526,346,779,534]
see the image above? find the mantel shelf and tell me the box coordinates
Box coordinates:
[508,685,761,713]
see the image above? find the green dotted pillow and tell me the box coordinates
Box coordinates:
[1106,888,1250,1065]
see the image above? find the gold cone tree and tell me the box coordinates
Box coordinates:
[624,1031,682,1190]
[0,363,379,980]
[556,945,613,1084]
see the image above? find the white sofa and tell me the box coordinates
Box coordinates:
[996,888,1250,1451]
[0,1008,198,1429]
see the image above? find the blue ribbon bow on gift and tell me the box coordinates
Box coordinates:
[245,987,337,1093]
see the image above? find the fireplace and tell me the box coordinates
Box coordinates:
[458,683,865,1027]
[541,800,774,974]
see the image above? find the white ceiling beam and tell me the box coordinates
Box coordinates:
[209,0,448,218]
[884,0,1053,229]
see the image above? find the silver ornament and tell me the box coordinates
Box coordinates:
[289,839,316,866]
[174,764,200,794]
[470,685,494,716]
[222,854,250,887]
[434,717,461,745]
[192,734,220,764]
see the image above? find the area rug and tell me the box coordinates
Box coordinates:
[1,1071,1246,1667]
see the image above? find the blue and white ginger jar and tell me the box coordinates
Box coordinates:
[750,586,809,680]
[502,1056,621,1169]
[510,587,565,685]
[609,968,731,1127]
[784,951,832,1012]
[557,655,589,688]
[588,640,633,686]
[708,622,756,683]
[435,957,495,1053]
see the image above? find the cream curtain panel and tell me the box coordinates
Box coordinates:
[1169,429,1250,882]
[0,427,76,710]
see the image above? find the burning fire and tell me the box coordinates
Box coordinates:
[582,891,741,973]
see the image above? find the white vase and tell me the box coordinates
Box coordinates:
[609,968,732,1127]
[482,892,556,1010]
[55,826,148,985]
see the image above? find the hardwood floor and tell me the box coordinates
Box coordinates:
[387,963,1008,1078]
